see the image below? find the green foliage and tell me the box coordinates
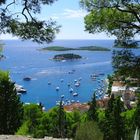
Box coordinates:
[101,95,125,140]
[42,46,75,51]
[114,39,139,48]
[0,70,23,134]
[134,95,140,129]
[0,0,60,43]
[17,104,43,137]
[75,121,103,140]
[78,46,110,51]
[112,49,140,82]
[80,0,140,45]
[87,93,97,121]
[107,75,113,96]
[122,109,135,140]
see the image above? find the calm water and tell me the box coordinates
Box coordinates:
[0,39,116,109]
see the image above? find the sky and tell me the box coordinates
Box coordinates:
[0,0,116,40]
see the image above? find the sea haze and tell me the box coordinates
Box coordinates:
[0,39,115,109]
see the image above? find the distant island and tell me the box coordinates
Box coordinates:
[41,46,111,51]
[53,53,82,60]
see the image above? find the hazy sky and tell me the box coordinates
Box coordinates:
[1,0,116,40]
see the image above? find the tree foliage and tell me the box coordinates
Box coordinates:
[112,49,140,81]
[0,70,23,134]
[80,0,140,45]
[134,95,140,129]
[75,121,103,140]
[101,95,125,140]
[0,0,60,43]
[87,93,97,121]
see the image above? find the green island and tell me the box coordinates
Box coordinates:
[41,46,111,51]
[53,53,82,60]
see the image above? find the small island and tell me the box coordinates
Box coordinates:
[42,46,75,51]
[53,53,82,60]
[41,46,111,51]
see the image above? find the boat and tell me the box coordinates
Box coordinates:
[48,82,51,85]
[98,73,105,76]
[71,100,75,103]
[61,95,65,98]
[56,101,60,106]
[74,79,77,83]
[56,86,60,91]
[17,88,26,93]
[69,88,73,93]
[79,77,82,81]
[67,83,71,87]
[60,79,64,82]
[68,71,73,74]
[75,81,80,87]
[15,84,27,93]
[17,93,22,96]
[62,60,66,62]
[23,77,31,81]
[73,92,78,96]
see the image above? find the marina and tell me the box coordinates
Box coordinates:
[0,39,113,109]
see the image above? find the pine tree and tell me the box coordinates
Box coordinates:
[134,94,140,129]
[57,100,67,138]
[113,97,125,140]
[0,71,23,134]
[87,93,97,121]
[103,95,125,140]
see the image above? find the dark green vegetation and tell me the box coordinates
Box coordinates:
[16,103,85,138]
[0,0,60,43]
[80,0,140,47]
[112,49,140,86]
[53,53,82,60]
[78,46,110,51]
[42,46,75,51]
[114,40,140,48]
[75,122,103,140]
[42,46,111,51]
[0,71,23,134]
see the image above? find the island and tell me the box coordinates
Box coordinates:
[53,53,82,60]
[41,46,111,51]
[41,46,75,51]
[78,46,110,51]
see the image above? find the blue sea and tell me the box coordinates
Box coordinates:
[0,39,138,110]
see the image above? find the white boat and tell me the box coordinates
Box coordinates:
[62,60,66,62]
[69,88,73,93]
[56,86,60,91]
[74,79,77,83]
[73,92,78,96]
[48,82,51,85]
[15,84,27,93]
[56,101,60,106]
[75,82,80,87]
[71,100,75,103]
[61,95,64,98]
